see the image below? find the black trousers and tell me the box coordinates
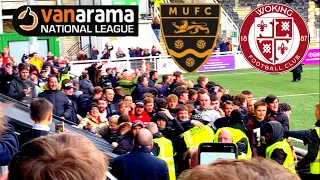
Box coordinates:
[292,72,301,81]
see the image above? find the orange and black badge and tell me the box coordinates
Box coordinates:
[160,4,221,74]
[12,5,138,36]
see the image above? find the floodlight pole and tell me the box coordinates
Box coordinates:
[57,0,63,56]
[0,0,3,34]
[27,0,38,54]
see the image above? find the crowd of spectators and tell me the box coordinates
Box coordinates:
[77,42,162,61]
[0,45,319,180]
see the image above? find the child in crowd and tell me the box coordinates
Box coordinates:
[19,98,53,146]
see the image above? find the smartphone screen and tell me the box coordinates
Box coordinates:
[199,143,238,165]
[55,122,64,133]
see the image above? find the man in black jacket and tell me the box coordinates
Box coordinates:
[290,63,303,82]
[296,103,320,178]
[265,94,289,133]
[0,63,16,95]
[38,76,72,120]
[113,120,143,155]
[61,79,81,124]
[7,63,37,104]
[111,128,169,180]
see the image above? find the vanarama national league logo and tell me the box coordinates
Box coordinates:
[160,4,221,74]
[18,7,38,31]
[240,3,309,73]
[13,5,138,36]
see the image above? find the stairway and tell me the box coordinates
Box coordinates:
[308,1,320,43]
[232,6,252,20]
[159,30,168,56]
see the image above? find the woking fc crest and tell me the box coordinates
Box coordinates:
[240,3,309,73]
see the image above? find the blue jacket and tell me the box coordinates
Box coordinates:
[219,42,229,52]
[0,123,19,166]
[38,90,73,120]
[111,146,169,180]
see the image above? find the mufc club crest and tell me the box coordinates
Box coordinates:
[160,4,221,74]
[240,3,309,73]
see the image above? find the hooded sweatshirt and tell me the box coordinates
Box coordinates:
[229,110,247,134]
[265,121,287,165]
[151,112,184,141]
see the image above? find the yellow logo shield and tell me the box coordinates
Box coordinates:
[160,4,221,74]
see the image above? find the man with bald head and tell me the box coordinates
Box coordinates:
[111,128,169,180]
[189,129,233,168]
[194,93,221,130]
[218,129,233,143]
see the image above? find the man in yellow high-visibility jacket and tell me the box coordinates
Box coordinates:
[214,127,252,159]
[265,121,296,173]
[296,103,320,178]
[147,122,176,180]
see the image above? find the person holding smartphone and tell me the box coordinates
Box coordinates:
[7,63,37,104]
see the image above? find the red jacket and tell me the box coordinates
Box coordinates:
[129,111,150,125]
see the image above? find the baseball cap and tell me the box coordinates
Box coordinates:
[89,103,98,110]
[61,82,74,90]
[132,120,144,128]
[135,101,144,108]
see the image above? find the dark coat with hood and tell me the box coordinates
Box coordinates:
[229,110,247,134]
[7,76,37,104]
[265,121,287,165]
[113,131,135,155]
[267,107,289,133]
[151,112,184,141]
[38,85,73,120]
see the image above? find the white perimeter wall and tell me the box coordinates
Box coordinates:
[70,52,253,76]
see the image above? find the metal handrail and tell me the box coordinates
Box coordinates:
[66,42,80,54]
[154,6,161,21]
[69,51,240,64]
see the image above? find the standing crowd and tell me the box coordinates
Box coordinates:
[0,46,319,180]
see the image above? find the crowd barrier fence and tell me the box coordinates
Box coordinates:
[69,47,320,77]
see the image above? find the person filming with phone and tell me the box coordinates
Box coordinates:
[7,63,37,104]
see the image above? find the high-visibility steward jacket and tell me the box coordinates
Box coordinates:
[39,82,46,92]
[153,137,176,180]
[58,72,70,85]
[183,125,215,149]
[310,127,320,174]
[266,139,296,173]
[214,127,252,159]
